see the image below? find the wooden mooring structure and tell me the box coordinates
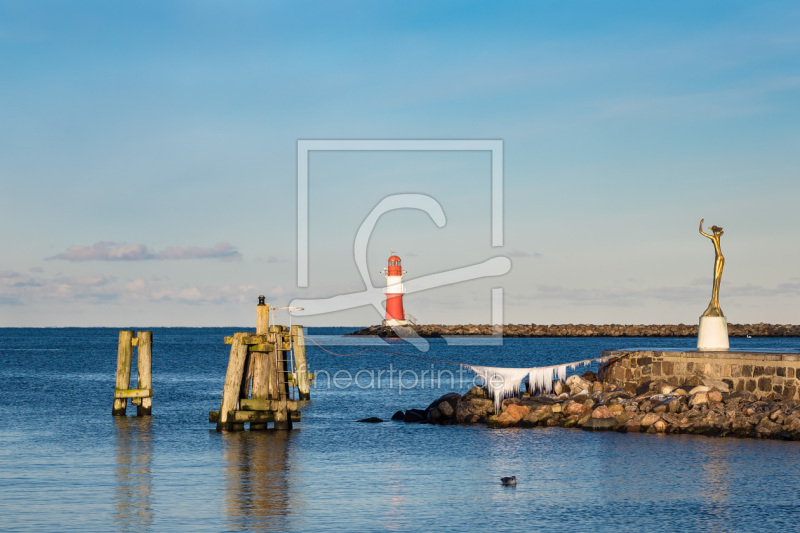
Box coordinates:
[209,297,312,431]
[112,330,153,416]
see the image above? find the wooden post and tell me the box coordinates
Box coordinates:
[217,332,249,431]
[256,296,269,335]
[268,326,280,401]
[113,330,134,416]
[136,331,153,416]
[250,298,271,429]
[291,325,310,400]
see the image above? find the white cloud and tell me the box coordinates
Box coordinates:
[48,241,242,262]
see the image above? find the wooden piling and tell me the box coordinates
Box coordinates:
[217,332,249,431]
[256,299,270,335]
[291,325,311,400]
[211,297,304,431]
[113,330,134,416]
[136,331,153,416]
[249,301,270,429]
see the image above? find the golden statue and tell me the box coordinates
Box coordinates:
[699,219,724,317]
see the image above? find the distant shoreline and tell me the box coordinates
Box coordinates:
[348,323,800,337]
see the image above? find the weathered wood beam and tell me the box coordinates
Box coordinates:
[224,334,272,345]
[240,399,299,411]
[209,410,301,423]
[216,332,249,431]
[114,388,153,399]
[291,325,311,400]
[112,330,134,416]
[136,331,152,416]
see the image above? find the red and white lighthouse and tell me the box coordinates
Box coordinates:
[382,253,407,326]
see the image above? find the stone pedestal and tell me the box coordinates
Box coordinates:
[698,316,729,350]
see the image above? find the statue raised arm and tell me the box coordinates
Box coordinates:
[699,219,725,317]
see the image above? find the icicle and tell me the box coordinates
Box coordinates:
[467,355,610,413]
[556,363,569,383]
[528,366,554,397]
[469,366,531,413]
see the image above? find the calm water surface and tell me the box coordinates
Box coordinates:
[1,328,799,532]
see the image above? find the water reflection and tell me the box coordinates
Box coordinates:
[698,438,732,532]
[379,462,407,531]
[222,431,294,531]
[113,417,153,532]
[700,440,731,504]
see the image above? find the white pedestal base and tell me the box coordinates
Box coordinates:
[698,316,729,351]
[383,319,408,327]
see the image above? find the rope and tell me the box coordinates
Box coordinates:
[303,335,608,369]
[304,335,468,367]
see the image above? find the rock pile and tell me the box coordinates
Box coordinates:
[348,323,800,337]
[392,374,800,440]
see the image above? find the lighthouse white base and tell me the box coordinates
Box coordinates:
[697,316,729,351]
[383,319,408,327]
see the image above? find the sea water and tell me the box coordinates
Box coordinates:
[0,328,799,532]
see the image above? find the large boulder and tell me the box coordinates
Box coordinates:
[591,405,614,419]
[702,378,730,393]
[756,417,782,439]
[492,404,530,427]
[707,390,723,404]
[599,390,633,404]
[403,409,426,423]
[501,398,523,411]
[653,397,681,414]
[621,417,642,433]
[659,383,677,395]
[426,392,462,412]
[462,386,489,401]
[580,405,617,431]
[640,412,662,428]
[564,401,591,416]
[689,391,709,408]
[566,375,592,394]
[437,400,455,418]
[520,405,553,427]
[456,399,493,424]
[581,417,616,431]
[780,417,800,440]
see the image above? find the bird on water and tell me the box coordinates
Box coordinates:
[501,476,516,486]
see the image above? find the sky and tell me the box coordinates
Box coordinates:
[1,1,799,327]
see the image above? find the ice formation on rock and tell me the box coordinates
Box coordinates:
[468,356,609,412]
[469,366,532,412]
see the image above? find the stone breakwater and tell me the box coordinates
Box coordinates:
[348,323,800,337]
[388,374,800,440]
[600,350,800,400]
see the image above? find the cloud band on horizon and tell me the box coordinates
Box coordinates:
[47,241,242,262]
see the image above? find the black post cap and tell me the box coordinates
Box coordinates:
[258,295,266,306]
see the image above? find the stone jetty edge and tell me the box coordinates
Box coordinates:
[382,374,800,441]
[347,323,800,337]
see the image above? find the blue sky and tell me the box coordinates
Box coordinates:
[1,1,799,326]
